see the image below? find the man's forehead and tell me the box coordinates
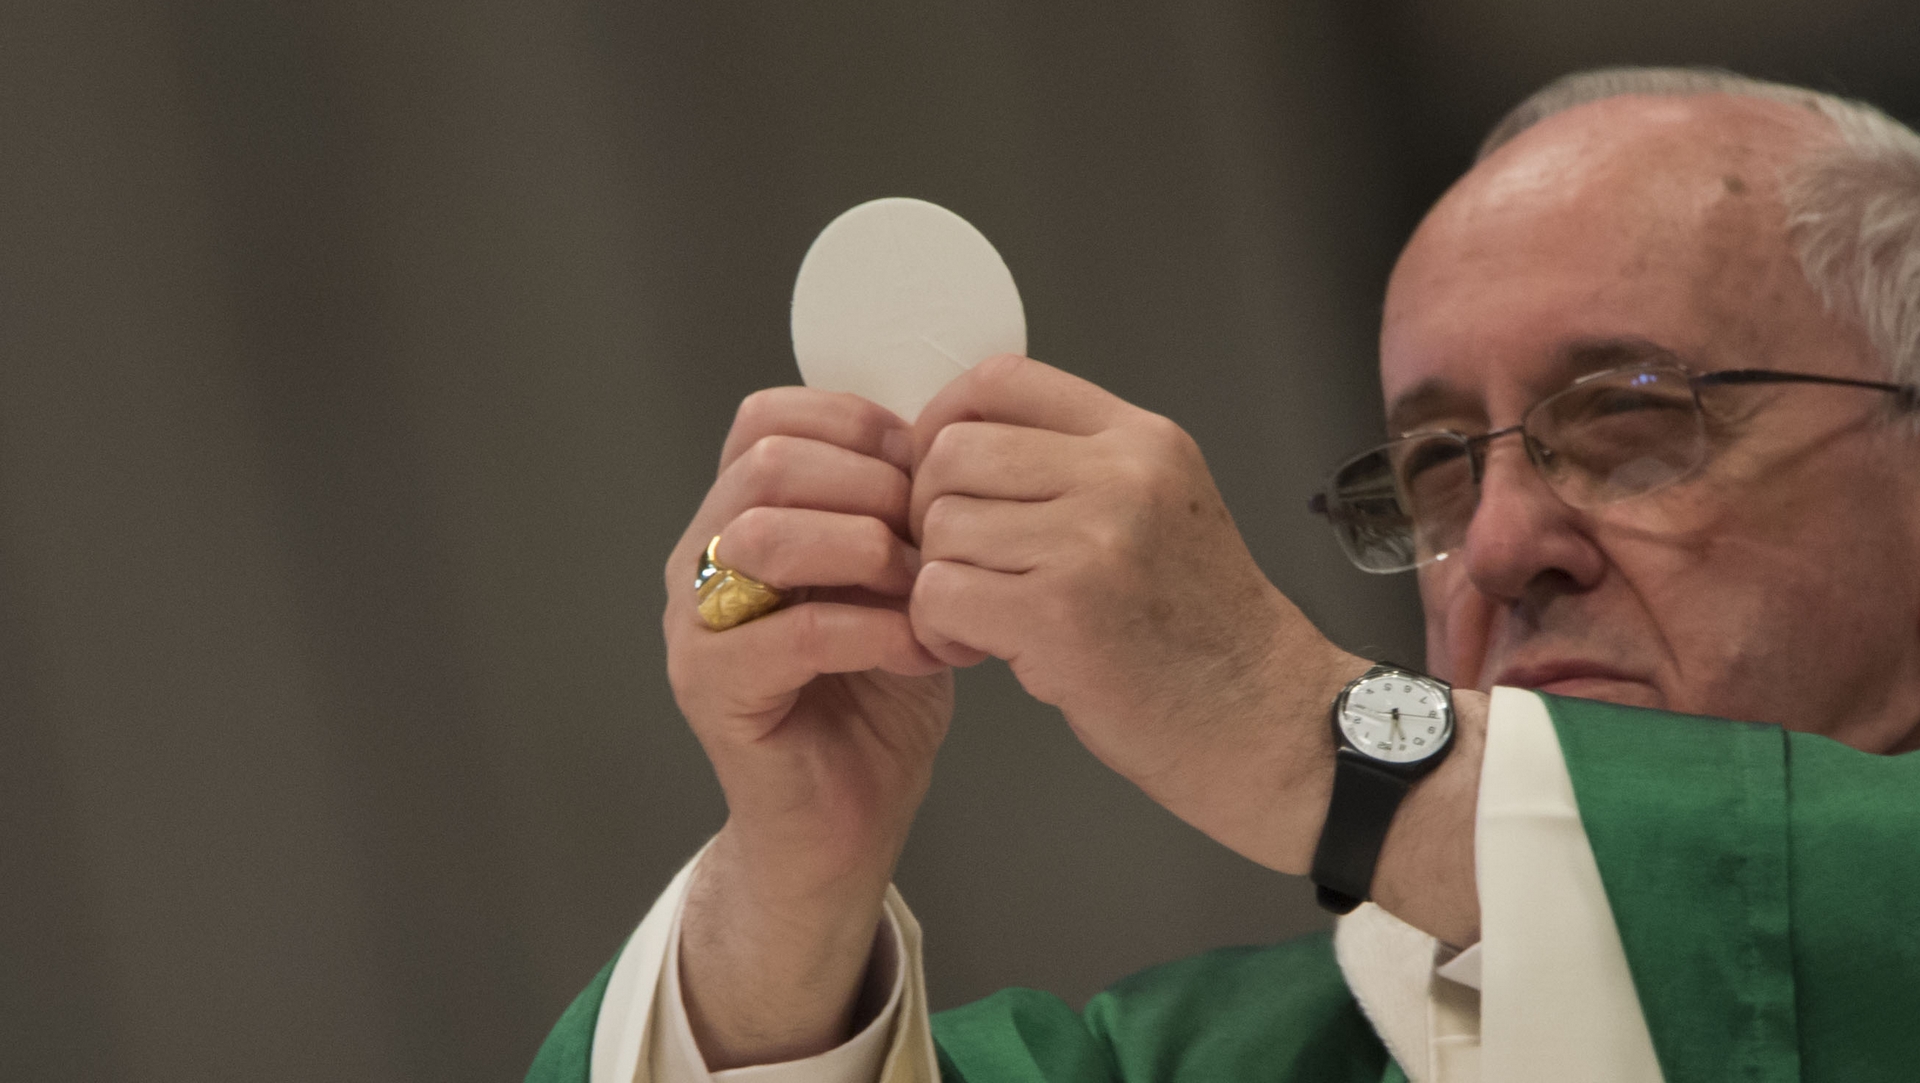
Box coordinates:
[1379,93,1836,431]
[1451,92,1830,221]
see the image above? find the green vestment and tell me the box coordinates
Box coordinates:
[527,695,1920,1082]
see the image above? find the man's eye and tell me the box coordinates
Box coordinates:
[1579,388,1691,417]
[1398,440,1467,482]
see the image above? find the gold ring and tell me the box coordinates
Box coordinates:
[695,535,790,631]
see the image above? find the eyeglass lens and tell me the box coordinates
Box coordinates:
[1324,365,1710,572]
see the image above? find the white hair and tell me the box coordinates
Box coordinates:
[1478,67,1920,390]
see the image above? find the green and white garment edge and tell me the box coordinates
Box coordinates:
[550,689,1655,1083]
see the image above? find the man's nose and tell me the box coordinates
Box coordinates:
[1458,439,1606,601]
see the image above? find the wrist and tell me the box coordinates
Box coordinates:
[1182,622,1369,878]
[1368,688,1486,946]
[705,817,898,929]
[680,826,894,1068]
[1310,662,1460,912]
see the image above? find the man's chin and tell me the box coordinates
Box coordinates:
[1528,676,1663,707]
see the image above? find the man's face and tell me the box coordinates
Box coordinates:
[1380,94,1920,753]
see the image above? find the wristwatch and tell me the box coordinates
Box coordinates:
[1310,662,1455,914]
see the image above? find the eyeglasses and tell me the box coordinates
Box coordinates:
[1309,361,1919,574]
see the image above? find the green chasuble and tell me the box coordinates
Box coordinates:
[930,935,1396,1083]
[1546,695,1920,1083]
[527,695,1920,1082]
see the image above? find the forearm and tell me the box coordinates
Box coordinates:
[1157,622,1367,878]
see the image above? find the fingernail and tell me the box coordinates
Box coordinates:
[881,427,914,472]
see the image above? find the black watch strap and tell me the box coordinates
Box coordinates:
[1310,749,1415,914]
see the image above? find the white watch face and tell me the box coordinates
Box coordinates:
[1338,674,1452,765]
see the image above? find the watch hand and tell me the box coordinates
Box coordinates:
[1348,705,1399,725]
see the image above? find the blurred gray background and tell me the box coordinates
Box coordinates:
[4,2,1916,1080]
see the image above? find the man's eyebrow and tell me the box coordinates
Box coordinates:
[1385,337,1679,435]
[1385,380,1475,436]
[1558,336,1673,373]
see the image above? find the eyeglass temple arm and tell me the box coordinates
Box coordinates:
[1698,369,1920,409]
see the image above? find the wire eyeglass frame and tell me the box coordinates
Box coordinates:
[1308,361,1920,574]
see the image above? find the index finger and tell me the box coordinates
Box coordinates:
[912,354,1128,462]
[720,386,914,475]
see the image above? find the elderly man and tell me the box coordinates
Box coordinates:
[530,68,1920,1083]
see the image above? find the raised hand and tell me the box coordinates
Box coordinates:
[664,388,950,1068]
[906,355,1484,944]
[906,354,1366,875]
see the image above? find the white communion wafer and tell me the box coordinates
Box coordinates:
[791,197,1026,422]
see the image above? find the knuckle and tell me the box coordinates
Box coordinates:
[922,493,963,540]
[731,388,782,439]
[1129,458,1185,509]
[742,432,793,470]
[922,422,973,474]
[1139,409,1190,448]
[1081,518,1130,563]
[1105,437,1159,489]
[1132,414,1198,477]
[727,505,780,557]
[911,559,958,609]
[733,389,794,435]
[857,516,898,564]
[973,352,1027,387]
[738,434,798,501]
